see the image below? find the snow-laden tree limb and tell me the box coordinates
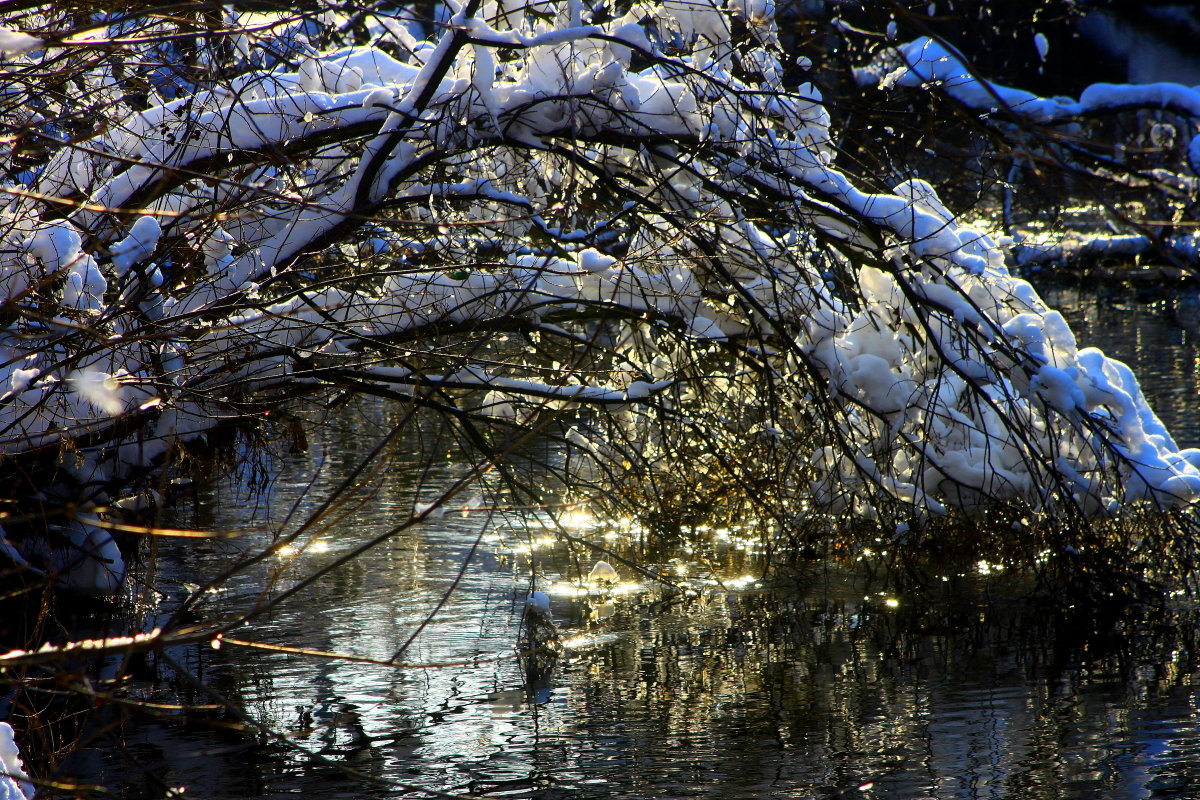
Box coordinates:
[1,0,1198,596]
[855,27,1200,273]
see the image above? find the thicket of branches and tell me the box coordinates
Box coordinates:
[4,0,1200,795]
[0,0,1198,615]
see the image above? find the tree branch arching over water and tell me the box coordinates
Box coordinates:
[0,1,1197,619]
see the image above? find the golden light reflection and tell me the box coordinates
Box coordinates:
[560,633,595,649]
[721,575,759,590]
[555,508,595,529]
[275,540,330,557]
[508,534,559,555]
[560,631,621,650]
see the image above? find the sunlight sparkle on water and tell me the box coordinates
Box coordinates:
[555,508,595,529]
[550,582,589,597]
[548,579,641,598]
[560,631,621,650]
[560,633,594,649]
[508,534,558,555]
[722,575,760,590]
[275,540,329,557]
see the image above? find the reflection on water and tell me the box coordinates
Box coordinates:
[56,285,1200,800]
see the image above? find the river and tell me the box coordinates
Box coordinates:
[50,282,1200,799]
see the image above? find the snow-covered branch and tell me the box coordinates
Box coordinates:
[1,0,1198,600]
[855,26,1200,271]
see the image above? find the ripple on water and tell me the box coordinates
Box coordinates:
[72,282,1200,799]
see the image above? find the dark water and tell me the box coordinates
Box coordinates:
[52,283,1200,800]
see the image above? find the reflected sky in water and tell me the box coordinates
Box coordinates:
[61,284,1200,800]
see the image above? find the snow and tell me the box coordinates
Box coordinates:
[1034,32,1049,61]
[527,590,552,615]
[1030,364,1084,414]
[53,519,125,597]
[109,216,161,276]
[1080,82,1200,117]
[481,390,517,419]
[62,256,107,312]
[26,222,82,273]
[879,37,1078,122]
[866,35,1200,128]
[587,560,619,583]
[0,723,33,800]
[0,28,40,56]
[578,248,617,273]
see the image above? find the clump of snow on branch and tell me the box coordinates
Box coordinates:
[0,27,40,57]
[857,36,1200,124]
[0,722,33,800]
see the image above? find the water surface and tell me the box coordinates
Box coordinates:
[56,282,1200,800]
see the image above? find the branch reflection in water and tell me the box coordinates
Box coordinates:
[48,285,1200,800]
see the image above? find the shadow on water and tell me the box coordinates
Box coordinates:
[17,282,1200,799]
